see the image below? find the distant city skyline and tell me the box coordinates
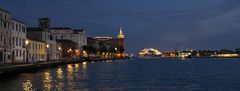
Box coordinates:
[1,0,240,53]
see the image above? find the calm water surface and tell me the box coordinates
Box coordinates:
[1,58,240,91]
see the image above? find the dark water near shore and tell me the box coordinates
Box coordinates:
[1,58,240,91]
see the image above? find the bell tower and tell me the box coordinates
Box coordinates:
[38,18,51,29]
[117,27,125,56]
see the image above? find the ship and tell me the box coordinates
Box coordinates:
[138,48,162,58]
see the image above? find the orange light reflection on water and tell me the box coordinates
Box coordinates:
[42,71,53,91]
[22,80,33,91]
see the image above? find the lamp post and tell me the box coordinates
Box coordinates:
[58,46,62,61]
[46,44,49,61]
[115,48,118,58]
[25,40,29,64]
[75,49,79,57]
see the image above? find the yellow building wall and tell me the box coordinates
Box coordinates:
[28,40,47,62]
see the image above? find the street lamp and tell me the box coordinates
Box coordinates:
[58,47,61,50]
[46,44,49,48]
[58,46,62,61]
[25,40,29,45]
[46,44,49,61]
[83,50,87,57]
[115,48,118,57]
[25,40,29,64]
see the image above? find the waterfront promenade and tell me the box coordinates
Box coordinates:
[0,57,129,76]
[0,59,81,76]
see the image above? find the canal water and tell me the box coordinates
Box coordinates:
[1,58,240,91]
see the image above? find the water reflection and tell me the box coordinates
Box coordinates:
[82,61,87,65]
[67,64,73,80]
[4,59,240,91]
[22,80,34,91]
[106,60,112,62]
[57,82,64,91]
[67,64,76,90]
[56,67,64,91]
[75,64,79,72]
[42,71,53,91]
[20,62,90,91]
[81,62,88,80]
[82,62,87,68]
[57,67,63,80]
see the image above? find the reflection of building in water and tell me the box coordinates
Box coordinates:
[57,67,63,80]
[22,80,33,91]
[81,62,88,81]
[56,67,64,91]
[67,64,73,77]
[43,71,52,91]
[75,64,79,72]
[82,62,87,71]
[67,64,78,91]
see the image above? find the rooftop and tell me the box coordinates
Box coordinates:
[52,27,72,30]
[0,7,12,14]
[94,36,113,39]
[12,18,27,25]
[27,27,43,31]
[73,29,84,32]
[73,29,84,34]
[27,39,46,44]
[38,17,50,20]
[56,39,78,44]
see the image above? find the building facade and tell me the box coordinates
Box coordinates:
[86,27,125,55]
[56,42,62,60]
[0,8,13,63]
[27,18,57,61]
[51,27,87,51]
[87,36,118,50]
[56,39,78,58]
[11,19,27,62]
[117,27,125,55]
[27,39,46,62]
[85,27,125,58]
[73,29,87,51]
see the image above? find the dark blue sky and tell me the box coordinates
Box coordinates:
[1,0,240,53]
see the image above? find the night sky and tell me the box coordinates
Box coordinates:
[1,0,240,53]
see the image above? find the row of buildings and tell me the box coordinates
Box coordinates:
[138,48,240,58]
[0,8,87,63]
[85,28,125,58]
